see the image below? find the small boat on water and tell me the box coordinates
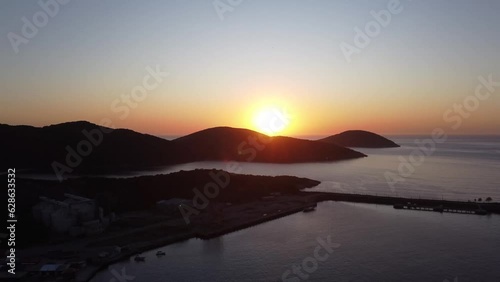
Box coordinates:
[303,206,316,213]
[433,205,444,212]
[393,204,404,209]
[134,255,146,262]
[475,208,488,215]
[474,204,488,215]
[156,251,166,256]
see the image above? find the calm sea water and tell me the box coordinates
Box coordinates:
[91,202,500,282]
[61,136,499,202]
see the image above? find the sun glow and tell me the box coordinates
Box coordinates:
[252,106,291,136]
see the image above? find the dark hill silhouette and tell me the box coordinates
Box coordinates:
[171,126,366,163]
[0,121,174,172]
[0,122,366,172]
[320,130,399,148]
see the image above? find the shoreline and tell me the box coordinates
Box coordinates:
[82,192,500,281]
[81,195,319,281]
[77,232,195,282]
[18,192,500,282]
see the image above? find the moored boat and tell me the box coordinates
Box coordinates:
[393,204,404,209]
[475,208,488,215]
[433,205,444,212]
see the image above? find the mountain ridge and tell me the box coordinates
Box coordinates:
[0,121,367,173]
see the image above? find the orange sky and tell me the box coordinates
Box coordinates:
[1,1,499,137]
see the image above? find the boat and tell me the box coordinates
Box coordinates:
[433,205,444,212]
[393,204,404,209]
[407,202,417,209]
[475,204,488,215]
[156,251,166,256]
[303,206,316,213]
[134,255,146,262]
[475,208,488,215]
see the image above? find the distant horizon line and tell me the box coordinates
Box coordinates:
[157,133,500,141]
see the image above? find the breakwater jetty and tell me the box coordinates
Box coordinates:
[309,192,500,215]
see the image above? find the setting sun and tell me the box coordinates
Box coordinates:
[252,106,291,136]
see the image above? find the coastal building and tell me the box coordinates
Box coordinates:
[21,262,76,280]
[39,264,68,277]
[32,193,114,236]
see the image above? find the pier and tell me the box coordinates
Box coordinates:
[393,203,488,215]
[308,192,499,215]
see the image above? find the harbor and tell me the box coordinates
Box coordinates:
[9,191,500,282]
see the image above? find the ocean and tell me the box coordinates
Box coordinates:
[77,135,500,202]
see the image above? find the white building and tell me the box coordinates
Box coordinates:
[32,193,114,236]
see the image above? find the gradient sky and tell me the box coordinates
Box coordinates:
[1,0,499,136]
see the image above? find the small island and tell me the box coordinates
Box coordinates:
[320,130,400,148]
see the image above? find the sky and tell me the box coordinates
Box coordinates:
[1,0,499,137]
